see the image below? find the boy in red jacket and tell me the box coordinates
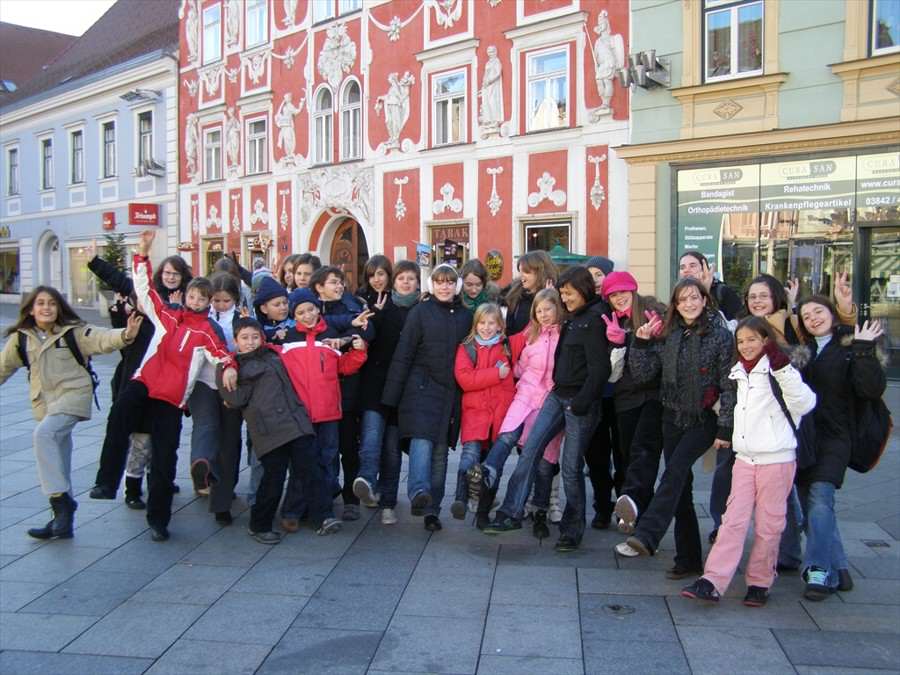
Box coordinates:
[275,288,367,530]
[92,230,237,541]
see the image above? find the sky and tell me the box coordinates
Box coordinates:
[1,0,117,36]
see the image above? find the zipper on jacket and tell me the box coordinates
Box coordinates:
[320,352,325,373]
[179,331,191,352]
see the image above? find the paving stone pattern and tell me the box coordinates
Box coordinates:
[1,306,898,674]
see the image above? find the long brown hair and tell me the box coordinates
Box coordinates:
[663,278,715,336]
[505,250,558,316]
[526,287,563,343]
[5,286,84,336]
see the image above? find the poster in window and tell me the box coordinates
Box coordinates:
[856,152,900,209]
[759,156,856,213]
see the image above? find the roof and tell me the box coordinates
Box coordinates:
[1,0,180,109]
[0,22,77,100]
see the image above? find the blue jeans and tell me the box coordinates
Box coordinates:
[189,383,221,466]
[557,400,600,543]
[376,424,402,509]
[358,409,386,486]
[283,421,339,519]
[455,441,484,502]
[482,426,524,489]
[777,487,805,569]
[709,449,735,530]
[408,438,449,517]
[801,481,849,588]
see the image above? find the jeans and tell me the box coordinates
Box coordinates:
[482,426,524,489]
[339,412,361,505]
[617,400,664,515]
[633,411,717,571]
[189,383,243,514]
[358,409,386,486]
[777,488,805,569]
[531,458,558,511]
[251,435,326,532]
[408,438,449,517]
[189,382,220,465]
[33,413,80,495]
[376,425,402,509]
[455,440,484,502]
[283,421,339,519]
[709,449,736,530]
[584,396,622,517]
[557,400,601,543]
[800,480,849,588]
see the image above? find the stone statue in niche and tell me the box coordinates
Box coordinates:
[275,92,304,165]
[225,107,241,175]
[225,0,240,48]
[479,45,503,138]
[592,10,625,121]
[282,0,298,28]
[375,71,415,151]
[180,0,200,64]
[185,113,200,183]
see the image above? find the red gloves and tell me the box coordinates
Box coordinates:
[765,340,790,371]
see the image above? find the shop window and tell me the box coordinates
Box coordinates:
[138,111,153,165]
[433,70,466,146]
[102,121,116,178]
[703,0,763,82]
[526,47,568,132]
[203,3,222,64]
[7,148,19,196]
[340,0,361,14]
[204,127,222,181]
[312,0,335,23]
[340,80,361,160]
[872,0,900,55]
[246,117,267,174]
[524,220,570,252]
[41,138,53,190]
[69,245,98,307]
[313,87,333,165]
[0,248,19,294]
[70,130,84,184]
[245,0,267,48]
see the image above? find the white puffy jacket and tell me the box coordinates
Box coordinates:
[729,355,816,465]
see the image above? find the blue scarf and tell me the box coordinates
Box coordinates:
[475,333,502,347]
[814,333,832,357]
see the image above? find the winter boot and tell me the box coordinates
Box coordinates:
[532,510,550,540]
[475,486,497,530]
[28,493,77,540]
[124,476,146,510]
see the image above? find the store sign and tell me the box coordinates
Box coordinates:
[430,225,469,243]
[0,225,10,238]
[102,212,116,230]
[128,203,160,226]
[856,152,900,208]
[676,164,759,270]
[760,156,856,212]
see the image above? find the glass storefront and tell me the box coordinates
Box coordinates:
[69,244,99,308]
[0,247,19,294]
[675,149,900,297]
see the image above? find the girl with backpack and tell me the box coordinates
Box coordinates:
[794,298,885,600]
[681,317,816,606]
[451,303,516,519]
[0,287,142,539]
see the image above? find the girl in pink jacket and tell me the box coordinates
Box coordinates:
[467,288,564,530]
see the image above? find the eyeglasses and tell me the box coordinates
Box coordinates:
[747,293,772,302]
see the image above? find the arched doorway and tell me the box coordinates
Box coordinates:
[329,218,369,292]
[37,231,62,289]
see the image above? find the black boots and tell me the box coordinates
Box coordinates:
[124,476,146,510]
[475,487,497,531]
[533,510,550,540]
[27,493,78,540]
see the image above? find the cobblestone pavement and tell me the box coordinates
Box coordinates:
[1,305,898,674]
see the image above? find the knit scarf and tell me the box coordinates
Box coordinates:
[462,290,488,311]
[661,319,704,427]
[475,333,502,347]
[391,289,418,307]
[739,353,763,373]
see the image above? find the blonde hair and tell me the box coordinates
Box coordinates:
[464,302,505,344]
[526,288,563,343]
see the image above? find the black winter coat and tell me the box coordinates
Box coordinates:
[216,346,314,457]
[504,290,534,337]
[382,297,473,445]
[357,293,415,413]
[552,297,612,415]
[797,327,886,488]
[321,292,376,414]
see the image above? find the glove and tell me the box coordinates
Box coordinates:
[601,314,626,345]
[765,340,790,371]
[644,310,664,337]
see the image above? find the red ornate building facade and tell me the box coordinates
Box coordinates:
[177,0,630,286]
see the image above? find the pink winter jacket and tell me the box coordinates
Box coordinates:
[499,324,564,461]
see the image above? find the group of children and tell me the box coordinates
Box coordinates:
[0,237,888,609]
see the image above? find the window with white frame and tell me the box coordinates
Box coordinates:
[340,0,361,14]
[872,0,900,55]
[138,111,153,164]
[245,0,267,48]
[703,0,763,82]
[246,117,267,174]
[41,138,54,190]
[312,0,335,23]
[70,130,84,184]
[313,88,333,164]
[526,48,568,132]
[204,128,222,181]
[341,80,361,160]
[6,148,19,196]
[102,121,116,177]
[524,220,570,252]
[433,70,466,146]
[203,3,222,64]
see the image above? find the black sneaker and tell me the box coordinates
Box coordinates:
[149,524,170,542]
[666,564,703,580]
[124,494,146,510]
[248,528,281,545]
[450,500,466,520]
[803,567,833,601]
[215,511,233,525]
[837,568,854,592]
[190,459,211,494]
[743,585,769,607]
[424,515,442,532]
[410,491,432,516]
[483,514,521,534]
[90,484,116,500]
[681,577,720,602]
[533,510,550,540]
[554,535,578,553]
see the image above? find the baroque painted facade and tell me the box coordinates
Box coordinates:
[177,0,631,286]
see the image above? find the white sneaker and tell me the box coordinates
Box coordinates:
[614,495,638,534]
[352,477,379,508]
[615,542,641,558]
[381,508,398,525]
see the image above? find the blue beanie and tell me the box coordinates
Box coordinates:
[252,276,288,318]
[585,256,614,276]
[289,287,321,317]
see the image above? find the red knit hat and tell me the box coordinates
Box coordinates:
[601,271,638,299]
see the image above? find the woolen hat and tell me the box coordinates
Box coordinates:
[288,287,322,316]
[585,256,614,276]
[601,271,638,299]
[252,276,288,313]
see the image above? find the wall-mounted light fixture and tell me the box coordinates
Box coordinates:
[617,50,670,89]
[120,88,160,103]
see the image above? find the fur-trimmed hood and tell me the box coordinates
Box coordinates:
[788,325,889,371]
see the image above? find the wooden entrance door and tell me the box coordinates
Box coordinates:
[329,218,369,292]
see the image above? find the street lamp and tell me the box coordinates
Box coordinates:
[617,50,671,89]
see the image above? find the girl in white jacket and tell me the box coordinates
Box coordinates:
[682,316,815,607]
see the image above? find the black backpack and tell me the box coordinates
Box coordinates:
[17,329,101,409]
[849,397,893,473]
[768,373,817,471]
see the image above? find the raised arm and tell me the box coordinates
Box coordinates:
[88,255,134,296]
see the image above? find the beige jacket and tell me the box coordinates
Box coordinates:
[0,323,128,421]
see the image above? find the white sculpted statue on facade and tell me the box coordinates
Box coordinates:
[282,0,298,28]
[318,22,357,90]
[225,107,241,175]
[592,10,625,120]
[375,71,415,151]
[225,0,240,48]
[479,45,503,138]
[180,0,200,65]
[275,92,304,165]
[185,113,200,183]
